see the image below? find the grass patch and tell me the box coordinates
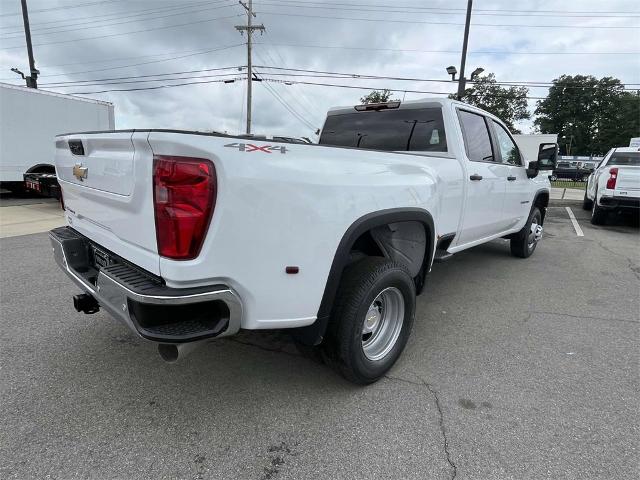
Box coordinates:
[551,181,586,190]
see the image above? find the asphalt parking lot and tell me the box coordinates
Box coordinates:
[1,200,638,480]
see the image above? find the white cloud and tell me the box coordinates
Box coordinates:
[1,0,638,136]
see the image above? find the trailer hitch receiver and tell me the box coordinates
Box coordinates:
[73,293,100,314]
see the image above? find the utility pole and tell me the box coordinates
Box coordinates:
[235,0,264,134]
[456,0,473,100]
[20,0,39,88]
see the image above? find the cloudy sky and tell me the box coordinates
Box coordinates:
[1,0,638,137]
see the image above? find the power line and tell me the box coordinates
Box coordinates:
[39,66,243,86]
[0,2,238,39]
[259,80,317,131]
[1,13,243,50]
[0,0,127,17]
[254,50,319,122]
[255,11,640,29]
[53,76,638,100]
[251,0,640,16]
[258,34,323,115]
[253,66,640,88]
[0,0,222,33]
[0,44,244,81]
[253,42,640,56]
[43,72,240,89]
[67,77,243,94]
[259,77,639,100]
[253,1,640,18]
[31,64,640,91]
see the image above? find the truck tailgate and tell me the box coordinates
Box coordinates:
[614,166,640,198]
[56,131,160,275]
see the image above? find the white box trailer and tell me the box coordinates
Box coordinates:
[513,134,558,164]
[0,82,114,196]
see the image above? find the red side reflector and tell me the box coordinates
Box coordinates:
[606,167,618,190]
[153,155,216,260]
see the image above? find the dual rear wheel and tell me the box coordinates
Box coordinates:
[310,207,544,384]
[320,257,416,384]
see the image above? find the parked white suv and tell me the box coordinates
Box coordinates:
[583,147,640,224]
[50,98,556,383]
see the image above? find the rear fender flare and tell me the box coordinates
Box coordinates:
[292,207,435,346]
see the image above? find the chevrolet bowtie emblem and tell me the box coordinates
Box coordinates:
[73,164,88,181]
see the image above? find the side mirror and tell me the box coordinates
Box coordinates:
[537,142,558,170]
[526,160,539,178]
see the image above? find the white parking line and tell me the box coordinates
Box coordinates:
[565,207,584,237]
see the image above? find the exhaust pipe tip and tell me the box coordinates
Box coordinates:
[158,341,205,363]
[157,344,180,363]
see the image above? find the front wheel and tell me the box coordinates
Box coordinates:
[510,207,543,258]
[323,257,415,384]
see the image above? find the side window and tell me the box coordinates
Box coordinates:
[457,110,494,162]
[491,121,522,166]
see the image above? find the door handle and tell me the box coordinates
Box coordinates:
[469,174,483,181]
[507,176,517,181]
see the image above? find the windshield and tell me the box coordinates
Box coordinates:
[608,152,640,166]
[319,107,447,152]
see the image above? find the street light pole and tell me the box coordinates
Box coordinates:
[20,0,38,88]
[457,0,473,100]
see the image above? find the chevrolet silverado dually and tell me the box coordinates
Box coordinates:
[50,98,556,384]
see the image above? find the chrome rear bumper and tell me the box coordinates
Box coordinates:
[49,227,242,343]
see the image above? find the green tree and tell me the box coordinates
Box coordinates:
[534,75,640,155]
[360,89,398,104]
[450,73,530,133]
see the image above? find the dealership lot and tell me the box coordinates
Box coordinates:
[0,201,638,480]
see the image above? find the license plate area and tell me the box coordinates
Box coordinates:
[91,246,115,270]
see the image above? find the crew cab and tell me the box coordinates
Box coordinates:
[583,147,640,224]
[49,98,556,384]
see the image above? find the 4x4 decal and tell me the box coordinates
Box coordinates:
[224,143,288,154]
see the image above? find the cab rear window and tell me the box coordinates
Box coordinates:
[319,107,447,152]
[608,152,640,166]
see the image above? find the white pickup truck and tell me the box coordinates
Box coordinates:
[49,98,556,384]
[583,147,640,224]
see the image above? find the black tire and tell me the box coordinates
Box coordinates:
[322,257,415,384]
[582,190,593,210]
[591,195,607,225]
[510,207,542,258]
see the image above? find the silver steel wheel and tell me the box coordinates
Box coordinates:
[362,287,405,361]
[528,213,543,248]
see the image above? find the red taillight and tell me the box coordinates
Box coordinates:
[153,155,216,260]
[606,167,618,190]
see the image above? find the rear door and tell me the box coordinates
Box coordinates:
[490,120,531,230]
[455,109,509,246]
